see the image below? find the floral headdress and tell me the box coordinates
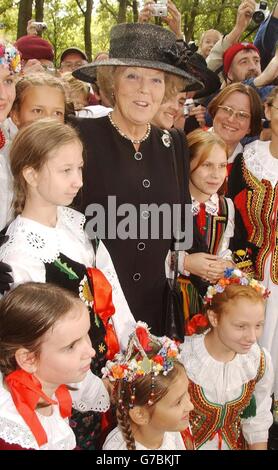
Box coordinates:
[102,322,180,406]
[204,268,270,306]
[0,40,21,74]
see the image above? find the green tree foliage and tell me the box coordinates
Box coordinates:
[1,1,276,61]
[0,1,18,42]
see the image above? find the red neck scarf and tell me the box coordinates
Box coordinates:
[5,369,72,447]
[87,267,119,360]
[195,202,207,236]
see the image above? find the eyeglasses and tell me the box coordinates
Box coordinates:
[217,105,251,122]
[62,61,85,70]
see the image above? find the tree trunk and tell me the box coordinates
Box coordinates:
[117,0,127,23]
[84,0,93,62]
[132,0,138,23]
[183,0,199,42]
[17,0,33,38]
[35,0,44,21]
[216,0,226,28]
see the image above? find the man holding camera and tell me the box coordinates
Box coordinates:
[207,0,278,78]
[15,19,55,75]
[139,0,185,41]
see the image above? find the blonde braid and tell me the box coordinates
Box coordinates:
[114,382,136,450]
[116,405,136,450]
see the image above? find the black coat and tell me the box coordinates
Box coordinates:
[69,115,191,335]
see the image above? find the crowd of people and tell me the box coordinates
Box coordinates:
[0,0,277,452]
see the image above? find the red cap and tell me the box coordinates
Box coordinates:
[223,42,260,76]
[15,35,54,61]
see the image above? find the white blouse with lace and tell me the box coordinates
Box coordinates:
[0,370,110,450]
[243,140,278,188]
[0,206,136,350]
[102,426,186,450]
[180,334,274,450]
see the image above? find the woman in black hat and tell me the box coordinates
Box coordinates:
[71,23,204,337]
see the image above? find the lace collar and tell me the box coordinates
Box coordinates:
[243,140,278,188]
[0,373,75,450]
[181,333,261,391]
[191,193,219,216]
[1,206,86,264]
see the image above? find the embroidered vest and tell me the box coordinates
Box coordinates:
[45,252,107,375]
[195,196,228,255]
[188,349,265,450]
[234,161,278,284]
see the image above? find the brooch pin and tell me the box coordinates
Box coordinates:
[161,131,171,147]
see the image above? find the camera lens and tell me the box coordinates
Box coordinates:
[253,10,265,24]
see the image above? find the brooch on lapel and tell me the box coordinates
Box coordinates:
[161,130,171,147]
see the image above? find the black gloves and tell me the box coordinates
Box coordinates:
[0,234,13,294]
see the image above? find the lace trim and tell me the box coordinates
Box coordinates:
[0,415,36,449]
[244,145,278,188]
[0,207,86,263]
[0,415,76,450]
[181,335,260,391]
[59,206,85,236]
[72,392,110,413]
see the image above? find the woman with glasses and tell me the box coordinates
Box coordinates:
[207,83,263,174]
[228,86,278,422]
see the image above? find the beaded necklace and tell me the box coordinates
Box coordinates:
[0,129,6,150]
[108,112,151,145]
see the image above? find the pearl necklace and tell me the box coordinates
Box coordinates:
[108,112,151,145]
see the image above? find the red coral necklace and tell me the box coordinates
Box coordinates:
[0,129,6,150]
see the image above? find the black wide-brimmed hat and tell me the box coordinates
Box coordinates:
[73,23,204,92]
[184,52,221,98]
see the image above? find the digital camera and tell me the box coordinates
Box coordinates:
[183,98,195,116]
[151,0,168,17]
[33,22,47,33]
[252,1,269,24]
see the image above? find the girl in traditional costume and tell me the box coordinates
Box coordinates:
[102,322,193,450]
[0,119,135,448]
[0,282,110,450]
[177,129,234,319]
[181,268,273,450]
[228,86,278,421]
[0,39,21,231]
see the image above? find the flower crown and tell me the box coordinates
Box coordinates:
[204,268,270,305]
[102,321,180,383]
[0,42,21,74]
